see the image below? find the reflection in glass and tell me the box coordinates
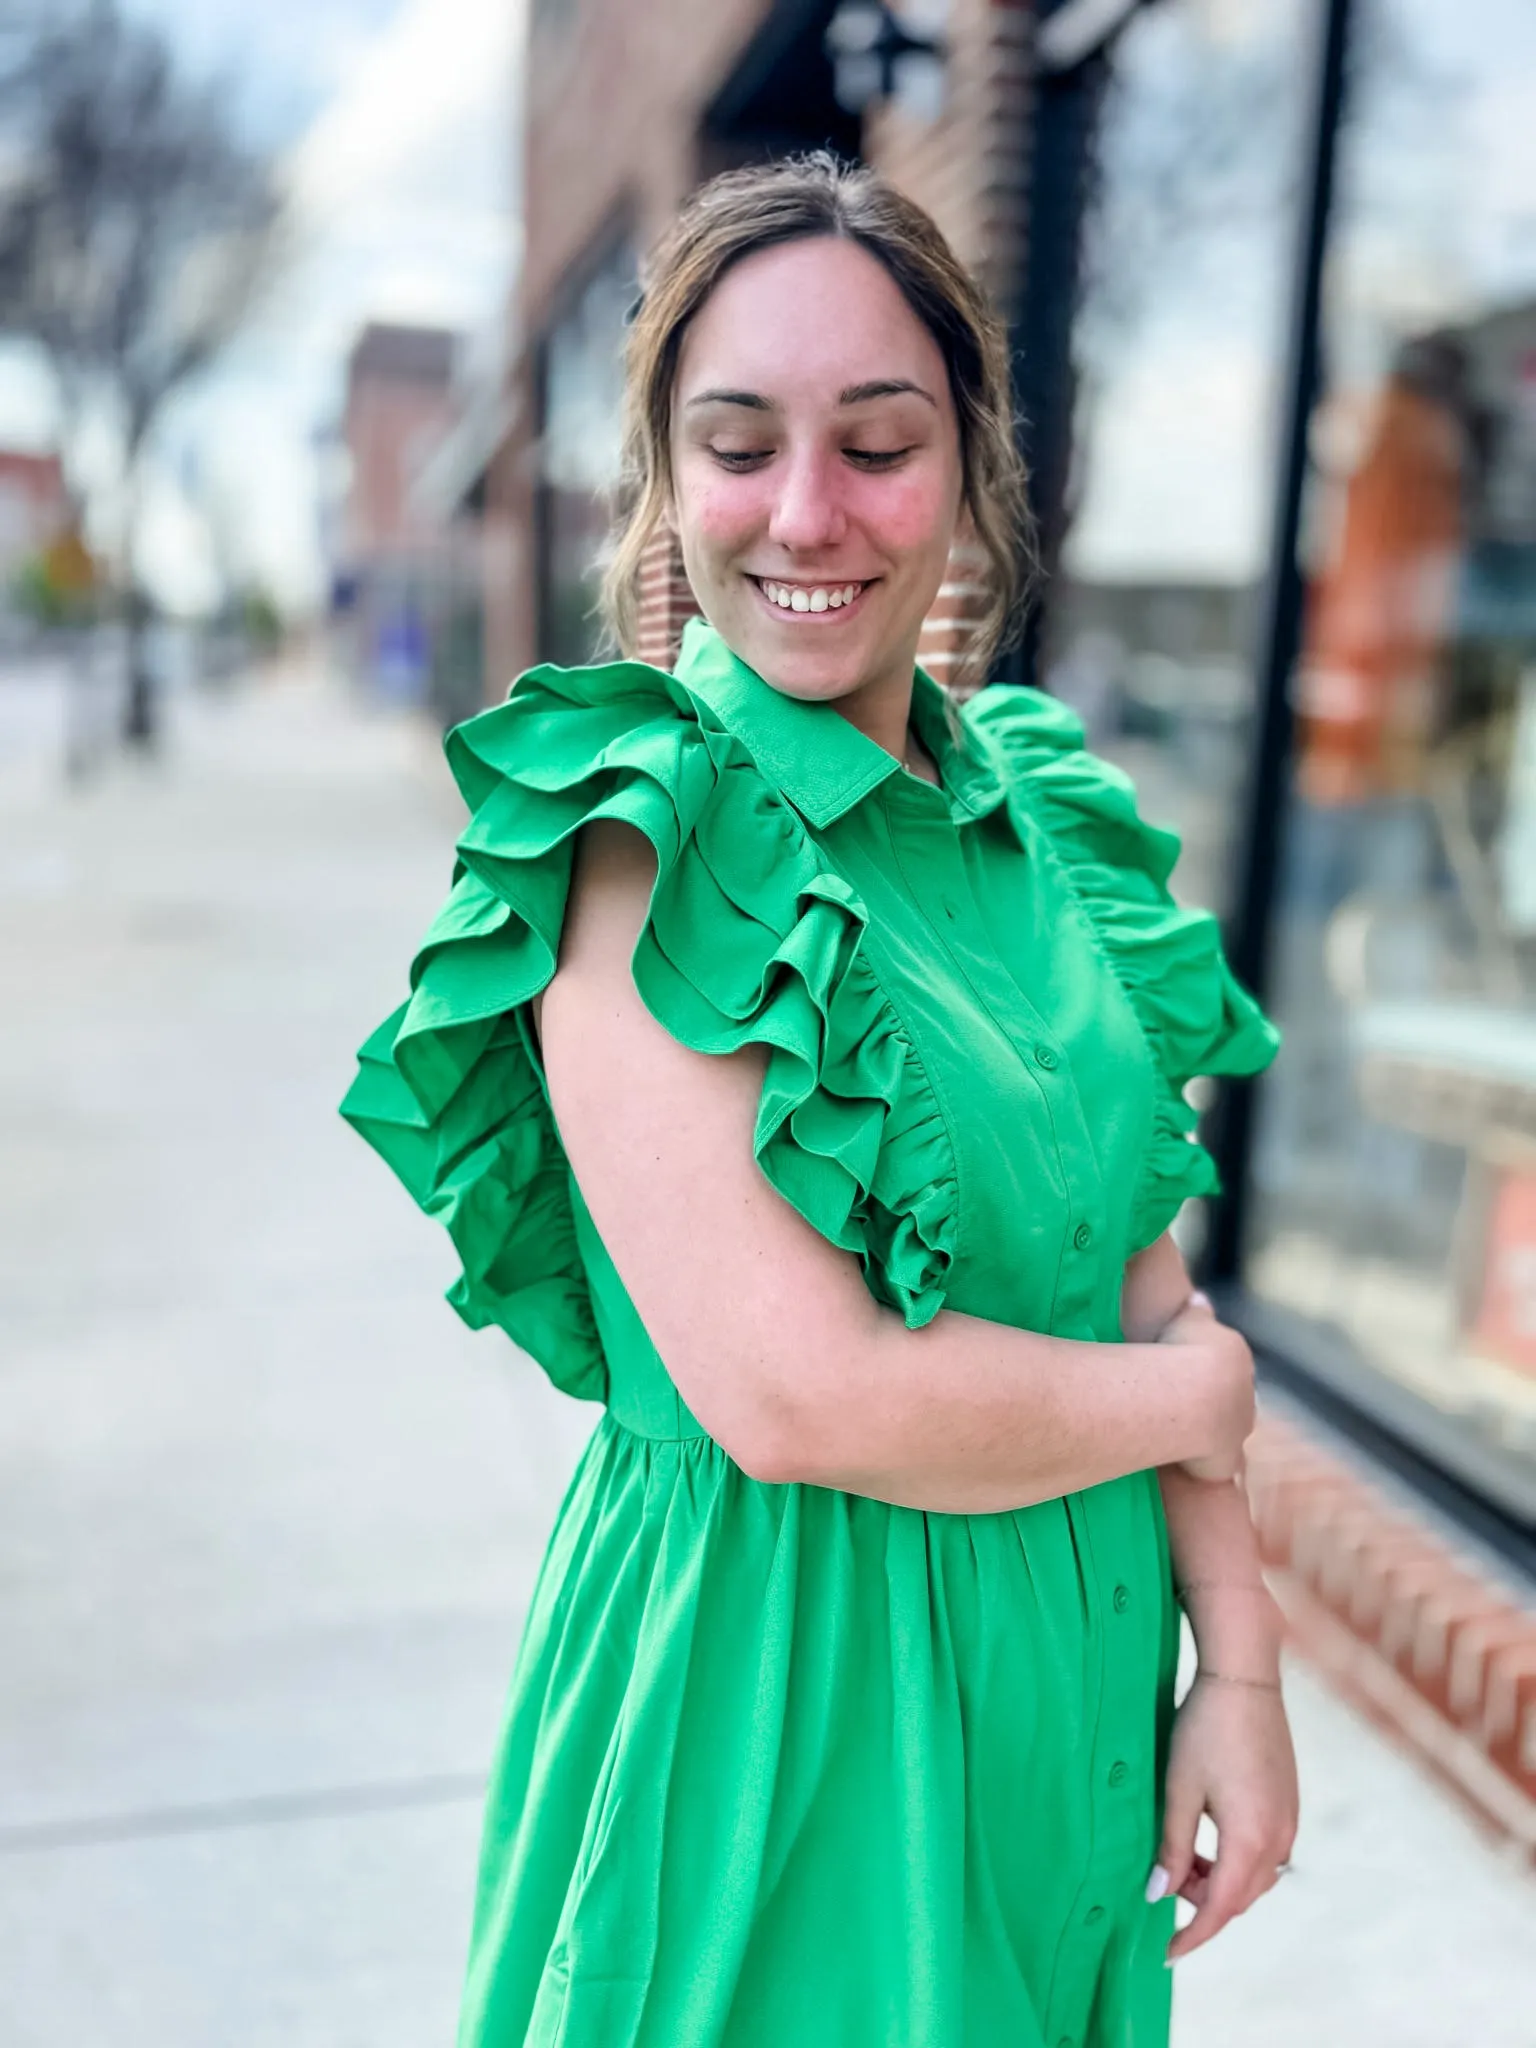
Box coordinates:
[1048,0,1312,920]
[1249,0,1536,1496]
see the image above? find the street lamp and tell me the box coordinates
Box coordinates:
[825,2,947,119]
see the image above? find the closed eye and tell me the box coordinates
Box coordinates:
[707,446,917,472]
[845,447,915,469]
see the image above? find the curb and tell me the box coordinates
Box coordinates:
[1246,1410,1536,1859]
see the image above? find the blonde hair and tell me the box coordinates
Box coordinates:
[600,152,1033,689]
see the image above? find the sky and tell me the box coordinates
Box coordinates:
[0,0,523,614]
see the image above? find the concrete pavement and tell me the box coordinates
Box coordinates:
[0,661,1530,2046]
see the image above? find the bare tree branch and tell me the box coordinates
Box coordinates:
[0,0,285,742]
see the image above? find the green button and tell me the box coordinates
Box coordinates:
[1085,1903,1106,1926]
[1073,1222,1093,1250]
[1108,1760,1129,1788]
[1113,1584,1130,1614]
[1034,1044,1058,1070]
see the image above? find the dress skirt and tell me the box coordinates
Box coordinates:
[455,1413,1181,2048]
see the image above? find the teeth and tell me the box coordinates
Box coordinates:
[760,580,863,611]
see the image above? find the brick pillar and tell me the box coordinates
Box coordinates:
[917,539,993,696]
[866,0,1038,691]
[633,528,700,672]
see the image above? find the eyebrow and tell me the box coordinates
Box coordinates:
[684,378,938,412]
[685,388,773,411]
[839,378,937,409]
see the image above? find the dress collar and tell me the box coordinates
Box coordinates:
[675,615,1007,831]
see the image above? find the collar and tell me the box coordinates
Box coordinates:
[675,615,1007,830]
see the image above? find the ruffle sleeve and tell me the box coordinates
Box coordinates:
[340,658,956,1401]
[966,686,1281,1253]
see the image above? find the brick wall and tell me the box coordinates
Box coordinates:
[1247,1413,1536,1857]
[344,382,459,560]
[521,0,775,326]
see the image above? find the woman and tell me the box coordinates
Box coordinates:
[343,155,1298,2048]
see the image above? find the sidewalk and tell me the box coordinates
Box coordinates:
[0,664,1530,2046]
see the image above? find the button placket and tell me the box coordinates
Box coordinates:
[881,782,1110,1343]
[1015,1031,1104,1321]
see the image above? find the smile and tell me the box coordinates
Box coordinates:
[750,576,871,618]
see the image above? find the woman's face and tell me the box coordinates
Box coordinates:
[668,235,967,712]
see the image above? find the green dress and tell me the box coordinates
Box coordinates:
[342,617,1278,2048]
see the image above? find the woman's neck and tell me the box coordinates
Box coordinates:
[827,661,922,775]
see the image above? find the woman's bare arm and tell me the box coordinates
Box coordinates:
[1122,1233,1284,1671]
[1122,1237,1296,1961]
[537,822,1252,1513]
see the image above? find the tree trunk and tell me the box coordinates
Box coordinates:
[120,427,156,748]
[122,584,155,748]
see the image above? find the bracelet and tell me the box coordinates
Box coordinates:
[1194,1669,1283,1693]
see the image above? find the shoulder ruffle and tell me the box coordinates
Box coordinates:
[341,659,955,1400]
[965,686,1280,1251]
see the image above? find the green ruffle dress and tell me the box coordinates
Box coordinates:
[342,618,1279,2048]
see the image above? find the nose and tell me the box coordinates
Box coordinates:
[766,449,848,553]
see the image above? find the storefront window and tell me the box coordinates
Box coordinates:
[1248,0,1536,1515]
[1047,0,1314,918]
[538,238,635,667]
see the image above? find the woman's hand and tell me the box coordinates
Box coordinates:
[1149,1669,1299,1963]
[1158,1303,1255,1484]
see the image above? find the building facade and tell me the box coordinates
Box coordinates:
[0,450,68,575]
[336,321,497,726]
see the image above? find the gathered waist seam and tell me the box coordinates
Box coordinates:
[600,1404,713,1450]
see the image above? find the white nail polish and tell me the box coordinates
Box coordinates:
[1145,1865,1170,1903]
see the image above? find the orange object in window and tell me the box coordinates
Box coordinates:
[1297,338,1471,806]
[1470,1169,1536,1381]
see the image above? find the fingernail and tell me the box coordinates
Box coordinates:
[1144,1864,1170,1903]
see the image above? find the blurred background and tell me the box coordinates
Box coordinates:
[1,0,1534,2042]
